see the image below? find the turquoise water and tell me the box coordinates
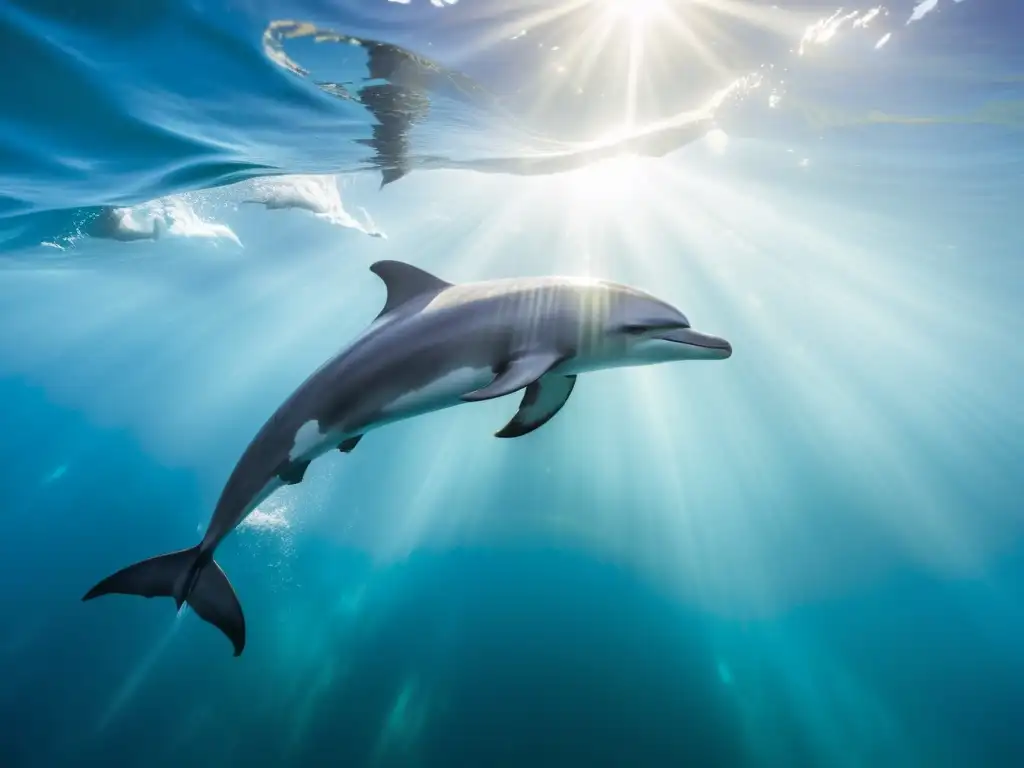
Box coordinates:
[1,0,1022,765]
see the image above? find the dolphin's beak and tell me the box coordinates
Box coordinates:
[657,327,733,359]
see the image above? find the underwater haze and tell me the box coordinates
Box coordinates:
[1,0,1022,765]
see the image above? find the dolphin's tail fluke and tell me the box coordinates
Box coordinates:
[82,545,246,656]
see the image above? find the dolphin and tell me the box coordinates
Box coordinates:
[82,260,732,656]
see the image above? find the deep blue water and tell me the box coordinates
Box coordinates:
[0,0,1022,765]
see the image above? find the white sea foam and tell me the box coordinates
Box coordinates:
[91,195,241,246]
[243,174,386,238]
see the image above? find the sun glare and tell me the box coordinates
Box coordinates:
[705,127,729,154]
[559,155,646,208]
[603,0,669,25]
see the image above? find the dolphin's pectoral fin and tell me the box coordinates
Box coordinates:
[462,351,567,403]
[338,435,362,453]
[495,374,577,438]
[278,459,310,485]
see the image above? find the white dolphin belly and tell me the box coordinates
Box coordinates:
[278,367,493,482]
[379,365,494,422]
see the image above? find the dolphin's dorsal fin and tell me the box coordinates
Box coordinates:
[370,260,452,320]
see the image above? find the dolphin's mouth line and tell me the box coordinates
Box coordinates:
[683,340,730,350]
[664,337,731,351]
[655,329,732,356]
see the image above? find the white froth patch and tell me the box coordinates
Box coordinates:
[244,175,385,238]
[240,505,292,533]
[96,195,242,246]
[289,419,324,461]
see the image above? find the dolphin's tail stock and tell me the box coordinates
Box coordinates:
[82,545,246,656]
